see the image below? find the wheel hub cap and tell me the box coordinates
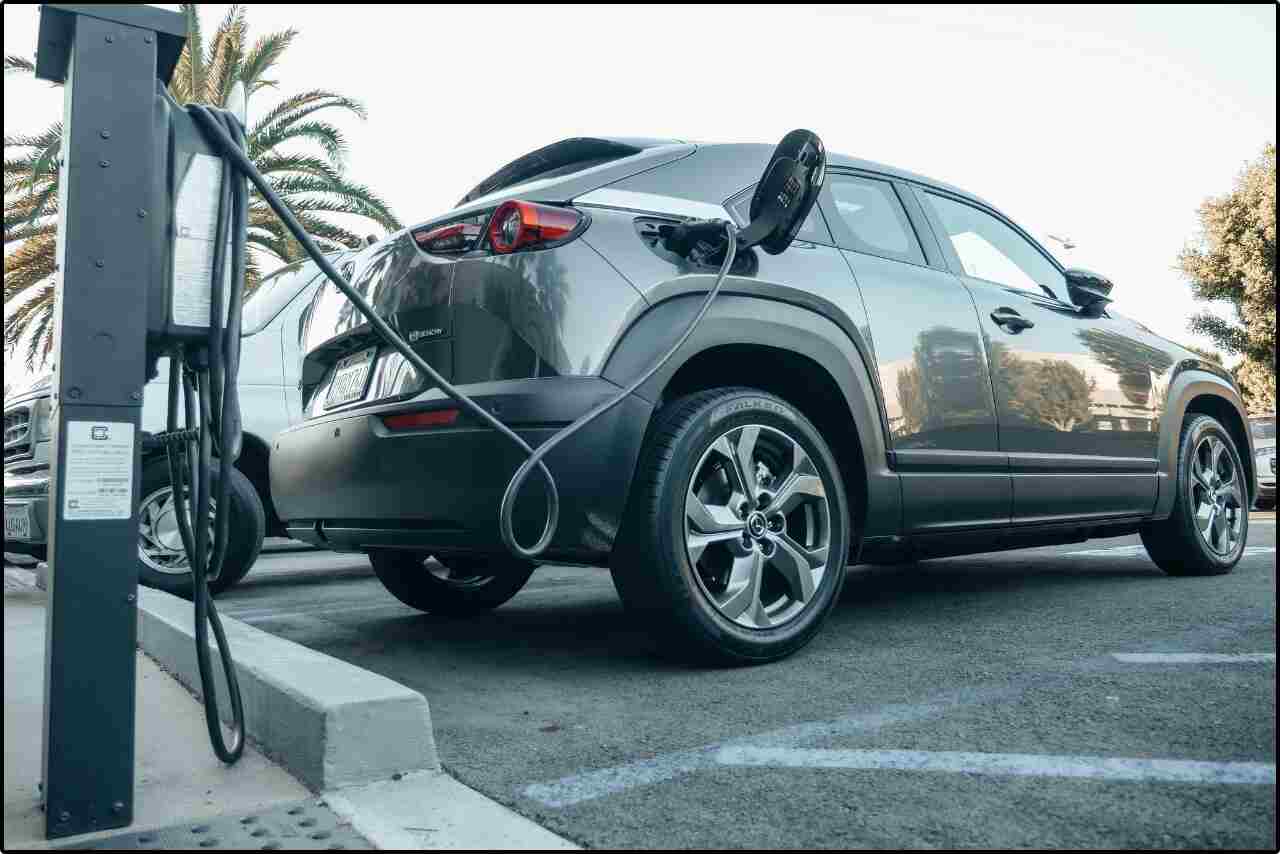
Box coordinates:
[1189,434,1244,557]
[138,485,217,575]
[684,423,832,630]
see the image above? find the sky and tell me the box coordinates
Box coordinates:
[4,3,1276,387]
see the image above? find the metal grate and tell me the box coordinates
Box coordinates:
[62,798,371,851]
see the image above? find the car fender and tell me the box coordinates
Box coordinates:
[1154,364,1255,518]
[601,289,901,538]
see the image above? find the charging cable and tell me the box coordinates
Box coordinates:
[161,104,249,764]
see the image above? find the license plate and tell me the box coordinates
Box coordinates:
[325,346,376,409]
[4,504,32,541]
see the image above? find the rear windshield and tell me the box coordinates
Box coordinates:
[1250,418,1276,441]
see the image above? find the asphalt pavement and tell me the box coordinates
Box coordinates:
[218,517,1276,849]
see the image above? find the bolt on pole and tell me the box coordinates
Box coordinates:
[33,4,186,840]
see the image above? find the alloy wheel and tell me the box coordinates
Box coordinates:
[138,485,216,574]
[684,424,831,629]
[1189,434,1245,557]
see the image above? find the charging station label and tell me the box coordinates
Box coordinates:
[62,421,134,521]
[172,153,230,328]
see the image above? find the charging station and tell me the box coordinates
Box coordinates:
[33,5,187,838]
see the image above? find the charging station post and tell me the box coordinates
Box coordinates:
[33,5,186,839]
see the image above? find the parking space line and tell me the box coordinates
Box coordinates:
[1111,652,1275,664]
[520,686,1013,808]
[1066,545,1275,558]
[715,746,1276,785]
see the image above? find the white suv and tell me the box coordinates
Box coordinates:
[3,253,346,594]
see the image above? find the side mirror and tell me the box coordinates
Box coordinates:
[1064,267,1114,316]
[739,129,827,255]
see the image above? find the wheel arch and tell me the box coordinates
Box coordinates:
[602,293,900,541]
[141,430,283,537]
[1155,368,1256,518]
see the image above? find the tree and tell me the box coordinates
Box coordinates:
[1178,143,1276,413]
[4,5,402,369]
[1016,359,1097,432]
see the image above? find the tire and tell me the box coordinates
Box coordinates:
[137,456,265,597]
[368,550,536,615]
[610,387,851,665]
[1140,414,1250,576]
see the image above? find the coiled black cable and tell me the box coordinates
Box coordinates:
[164,104,249,764]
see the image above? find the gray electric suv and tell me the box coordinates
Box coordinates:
[270,137,1256,663]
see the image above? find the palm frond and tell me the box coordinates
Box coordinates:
[200,5,244,104]
[253,153,345,182]
[28,299,57,369]
[170,4,205,103]
[4,55,36,75]
[4,195,60,233]
[5,122,62,151]
[3,283,54,353]
[3,234,57,299]
[249,119,349,164]
[3,220,57,244]
[248,89,366,139]
[240,29,297,91]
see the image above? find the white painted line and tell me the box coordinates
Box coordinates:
[1112,653,1275,665]
[520,686,1013,808]
[1067,545,1275,558]
[715,746,1276,785]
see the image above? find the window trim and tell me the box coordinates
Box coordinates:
[820,170,930,268]
[908,185,1065,303]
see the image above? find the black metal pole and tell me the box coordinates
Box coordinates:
[34,5,186,839]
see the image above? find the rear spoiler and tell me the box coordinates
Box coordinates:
[457,138,649,206]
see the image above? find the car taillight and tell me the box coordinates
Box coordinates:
[382,408,460,431]
[487,201,583,254]
[413,222,482,254]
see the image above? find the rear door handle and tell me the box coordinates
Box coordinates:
[990,307,1034,333]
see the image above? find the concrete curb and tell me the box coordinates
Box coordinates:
[135,587,439,791]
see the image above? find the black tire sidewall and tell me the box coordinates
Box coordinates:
[368,550,536,614]
[137,456,264,597]
[651,391,850,661]
[1173,416,1249,570]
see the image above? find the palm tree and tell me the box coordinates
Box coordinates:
[4,5,401,369]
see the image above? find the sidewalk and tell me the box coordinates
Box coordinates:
[2,568,353,850]
[4,566,577,850]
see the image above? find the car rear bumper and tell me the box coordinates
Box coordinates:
[269,377,653,563]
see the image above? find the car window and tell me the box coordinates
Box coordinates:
[241,262,324,336]
[728,187,831,244]
[824,175,925,265]
[1251,418,1276,441]
[922,192,1064,298]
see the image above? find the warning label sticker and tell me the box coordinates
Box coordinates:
[171,153,231,328]
[62,421,134,521]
